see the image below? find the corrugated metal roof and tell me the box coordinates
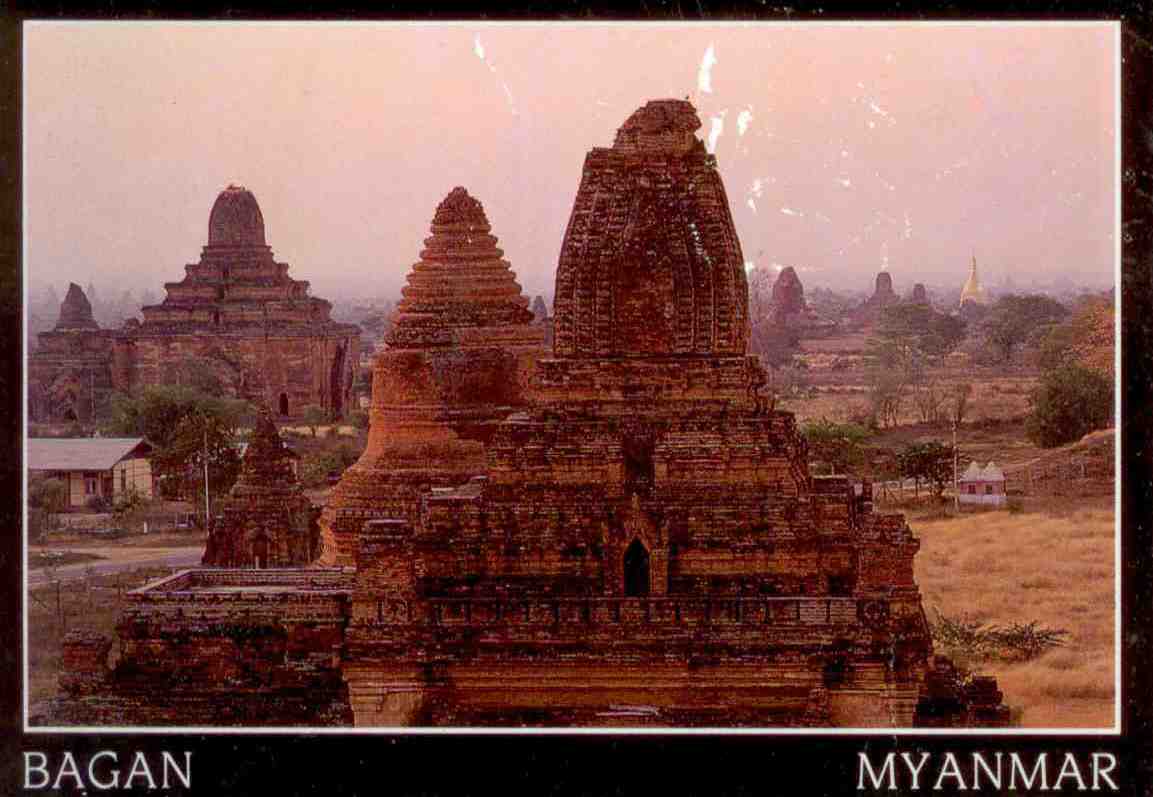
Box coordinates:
[28,438,152,472]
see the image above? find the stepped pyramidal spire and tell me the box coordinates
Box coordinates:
[386,186,535,348]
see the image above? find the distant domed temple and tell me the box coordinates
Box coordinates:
[28,186,360,423]
[848,270,901,328]
[42,101,1008,730]
[959,255,989,307]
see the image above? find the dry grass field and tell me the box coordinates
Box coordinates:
[913,496,1115,728]
[780,373,1038,428]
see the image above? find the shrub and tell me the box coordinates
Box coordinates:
[28,477,68,514]
[930,608,1068,662]
[801,419,872,475]
[299,404,327,437]
[1025,364,1113,448]
[348,409,370,430]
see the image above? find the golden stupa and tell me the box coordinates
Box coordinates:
[959,254,988,307]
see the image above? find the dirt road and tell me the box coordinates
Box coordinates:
[27,546,203,586]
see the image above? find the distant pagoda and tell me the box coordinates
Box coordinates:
[28,185,362,424]
[959,254,988,307]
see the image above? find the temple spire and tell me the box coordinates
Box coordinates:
[960,252,987,307]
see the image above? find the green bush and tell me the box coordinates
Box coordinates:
[1025,364,1112,448]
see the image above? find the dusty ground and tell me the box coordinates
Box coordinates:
[27,566,175,708]
[28,550,103,568]
[34,530,207,549]
[912,495,1115,728]
[29,544,203,565]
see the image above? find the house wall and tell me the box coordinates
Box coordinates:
[66,472,87,507]
[40,457,152,508]
[958,480,1006,506]
[112,456,153,500]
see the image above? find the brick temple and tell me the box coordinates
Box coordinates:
[202,408,319,568]
[28,186,360,423]
[27,283,118,424]
[40,101,1007,729]
[317,186,545,566]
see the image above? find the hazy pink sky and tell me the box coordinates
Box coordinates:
[24,23,1117,303]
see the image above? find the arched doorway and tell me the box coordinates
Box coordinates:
[623,538,650,597]
[252,535,269,569]
[278,392,289,416]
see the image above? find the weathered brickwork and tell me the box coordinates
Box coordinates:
[44,101,1008,729]
[27,284,118,424]
[37,570,354,727]
[335,101,1009,728]
[317,188,545,567]
[202,408,319,568]
[28,186,361,423]
[553,100,747,359]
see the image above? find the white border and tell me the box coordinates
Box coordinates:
[21,18,1123,736]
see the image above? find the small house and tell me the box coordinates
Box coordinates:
[958,460,1006,506]
[28,437,154,508]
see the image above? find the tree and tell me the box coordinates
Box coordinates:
[1037,293,1114,377]
[152,411,243,503]
[104,385,251,501]
[300,404,327,437]
[867,366,906,429]
[948,382,974,427]
[802,420,872,475]
[982,295,1069,364]
[105,385,250,450]
[865,305,966,429]
[897,441,955,498]
[28,477,68,531]
[1025,364,1113,448]
[874,303,967,361]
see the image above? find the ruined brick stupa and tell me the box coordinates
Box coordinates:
[849,271,900,328]
[55,283,101,330]
[27,284,116,423]
[317,187,545,566]
[202,408,318,568]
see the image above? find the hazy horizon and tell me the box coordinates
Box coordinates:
[25,23,1118,306]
